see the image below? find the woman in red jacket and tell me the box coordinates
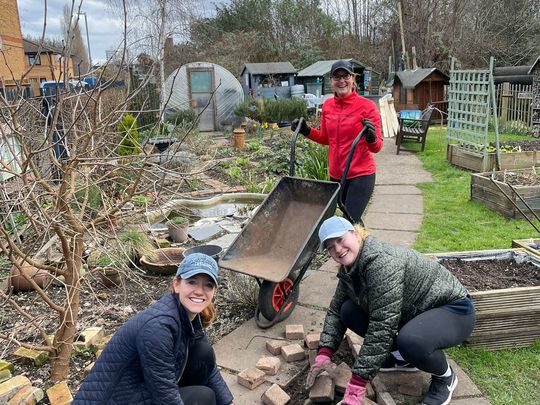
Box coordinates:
[292,60,383,223]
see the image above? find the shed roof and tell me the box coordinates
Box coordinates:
[396,68,449,89]
[241,62,296,75]
[297,58,367,77]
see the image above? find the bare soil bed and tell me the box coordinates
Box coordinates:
[491,170,540,186]
[2,256,540,403]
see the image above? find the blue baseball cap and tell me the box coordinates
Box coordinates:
[318,216,354,250]
[176,253,220,285]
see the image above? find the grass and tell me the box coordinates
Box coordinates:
[411,126,540,405]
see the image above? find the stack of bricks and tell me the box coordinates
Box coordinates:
[0,326,114,405]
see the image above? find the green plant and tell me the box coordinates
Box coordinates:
[3,212,28,233]
[234,98,263,122]
[165,108,198,126]
[258,176,277,193]
[116,114,142,156]
[168,216,189,226]
[132,195,151,207]
[226,165,243,182]
[262,98,308,122]
[297,142,329,180]
[235,156,251,167]
[119,227,154,259]
[94,255,117,268]
[246,140,262,152]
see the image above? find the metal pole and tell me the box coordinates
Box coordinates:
[79,12,92,72]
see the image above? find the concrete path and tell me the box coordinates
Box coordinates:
[213,141,491,404]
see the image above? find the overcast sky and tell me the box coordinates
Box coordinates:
[17,0,226,64]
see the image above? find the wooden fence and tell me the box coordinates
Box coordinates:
[495,82,533,134]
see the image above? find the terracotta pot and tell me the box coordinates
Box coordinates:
[168,223,189,243]
[233,128,245,150]
[8,262,51,293]
[97,267,122,288]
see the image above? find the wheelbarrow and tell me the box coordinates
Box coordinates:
[219,118,367,328]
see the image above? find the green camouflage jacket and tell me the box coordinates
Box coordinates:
[318,235,468,380]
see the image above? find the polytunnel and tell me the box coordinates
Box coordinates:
[162,62,244,132]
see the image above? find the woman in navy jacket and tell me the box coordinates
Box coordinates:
[73,253,235,405]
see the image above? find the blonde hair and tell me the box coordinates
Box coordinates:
[353,223,370,243]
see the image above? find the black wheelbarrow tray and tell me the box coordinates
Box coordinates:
[218,176,340,328]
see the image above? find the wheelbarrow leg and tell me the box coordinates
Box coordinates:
[254,251,316,329]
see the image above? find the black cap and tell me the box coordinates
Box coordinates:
[330,60,353,75]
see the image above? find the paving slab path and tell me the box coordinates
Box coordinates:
[213,141,491,404]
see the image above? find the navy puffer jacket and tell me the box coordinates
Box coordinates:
[73,293,233,405]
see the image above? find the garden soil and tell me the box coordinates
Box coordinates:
[2,257,539,403]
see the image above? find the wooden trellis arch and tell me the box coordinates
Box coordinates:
[447,57,500,171]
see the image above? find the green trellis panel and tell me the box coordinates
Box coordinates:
[447,57,500,171]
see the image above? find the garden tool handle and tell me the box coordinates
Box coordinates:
[289,117,305,176]
[339,126,367,224]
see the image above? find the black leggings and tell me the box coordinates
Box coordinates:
[331,174,376,224]
[340,298,476,375]
[178,339,217,405]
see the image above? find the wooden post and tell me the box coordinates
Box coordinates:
[500,82,511,126]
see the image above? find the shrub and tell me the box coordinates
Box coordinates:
[263,98,308,123]
[165,109,198,126]
[117,114,142,156]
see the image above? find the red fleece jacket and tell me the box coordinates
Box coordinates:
[308,91,383,180]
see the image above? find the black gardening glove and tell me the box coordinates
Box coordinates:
[362,119,376,143]
[291,118,311,137]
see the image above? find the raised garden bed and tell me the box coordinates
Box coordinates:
[428,248,540,350]
[470,168,540,218]
[512,238,540,257]
[447,143,537,172]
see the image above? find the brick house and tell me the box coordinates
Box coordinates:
[23,39,76,96]
[0,0,31,100]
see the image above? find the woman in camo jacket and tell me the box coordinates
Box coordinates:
[306,216,475,405]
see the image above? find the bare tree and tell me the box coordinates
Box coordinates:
[62,4,90,75]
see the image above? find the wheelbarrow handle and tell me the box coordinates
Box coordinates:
[339,126,368,223]
[289,117,305,176]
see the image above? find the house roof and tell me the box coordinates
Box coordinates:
[241,62,296,75]
[396,68,449,89]
[297,59,367,77]
[23,39,64,55]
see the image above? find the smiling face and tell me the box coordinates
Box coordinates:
[331,69,355,98]
[325,230,361,266]
[173,274,216,320]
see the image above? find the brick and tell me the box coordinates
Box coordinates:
[74,327,105,350]
[309,372,334,403]
[13,347,49,366]
[237,367,266,390]
[398,372,423,396]
[0,375,32,403]
[46,382,73,405]
[366,382,376,400]
[0,360,14,373]
[265,340,287,356]
[285,324,304,340]
[308,350,317,365]
[93,335,113,354]
[304,333,320,350]
[8,386,44,405]
[280,343,305,362]
[345,329,363,347]
[261,383,290,405]
[377,391,397,405]
[256,356,281,376]
[334,362,352,394]
[0,369,12,383]
[83,362,95,378]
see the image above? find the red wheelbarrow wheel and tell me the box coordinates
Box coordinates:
[258,276,299,321]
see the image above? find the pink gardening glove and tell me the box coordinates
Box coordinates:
[337,376,368,405]
[305,350,337,389]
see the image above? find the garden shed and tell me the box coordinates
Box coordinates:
[493,65,533,85]
[162,62,244,132]
[391,67,449,120]
[240,62,297,99]
[296,58,381,98]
